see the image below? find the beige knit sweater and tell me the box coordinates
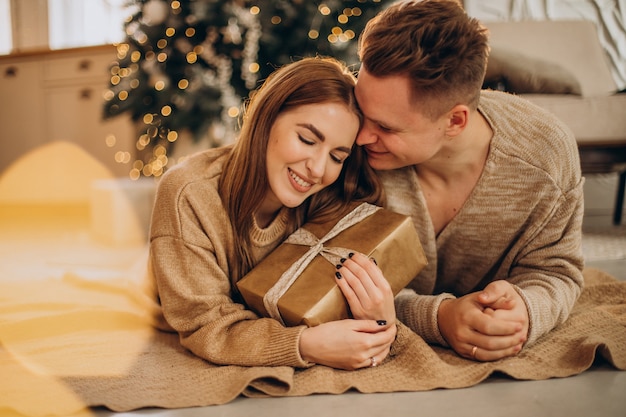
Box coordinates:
[149,145,312,368]
[386,89,585,347]
[150,89,584,369]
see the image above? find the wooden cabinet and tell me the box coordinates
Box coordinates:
[0,57,46,174]
[0,45,135,177]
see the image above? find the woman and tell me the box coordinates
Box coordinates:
[149,57,397,370]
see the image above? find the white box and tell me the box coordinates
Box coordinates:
[90,178,157,246]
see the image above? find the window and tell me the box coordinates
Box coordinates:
[0,0,11,55]
[0,0,130,54]
[48,0,129,49]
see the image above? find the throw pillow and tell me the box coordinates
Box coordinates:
[484,47,582,95]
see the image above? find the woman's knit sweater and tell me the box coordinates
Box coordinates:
[149,146,312,368]
[385,89,585,347]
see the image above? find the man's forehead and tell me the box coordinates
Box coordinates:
[355,72,413,129]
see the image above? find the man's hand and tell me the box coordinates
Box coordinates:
[437,280,529,361]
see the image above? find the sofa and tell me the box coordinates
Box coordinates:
[482,20,626,224]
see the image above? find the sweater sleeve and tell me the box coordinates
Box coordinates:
[395,290,455,346]
[507,178,585,346]
[149,160,312,368]
[151,236,311,368]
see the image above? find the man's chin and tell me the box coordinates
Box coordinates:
[365,153,393,171]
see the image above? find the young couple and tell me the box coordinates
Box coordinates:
[149,0,584,371]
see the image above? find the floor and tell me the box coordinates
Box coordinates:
[97,366,626,417]
[92,214,626,417]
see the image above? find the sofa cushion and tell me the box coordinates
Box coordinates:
[485,20,617,97]
[521,93,626,144]
[484,47,582,95]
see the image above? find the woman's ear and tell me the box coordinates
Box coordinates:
[445,104,469,137]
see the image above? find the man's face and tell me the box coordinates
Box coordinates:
[355,67,447,170]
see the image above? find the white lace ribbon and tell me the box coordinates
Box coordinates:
[263,203,380,325]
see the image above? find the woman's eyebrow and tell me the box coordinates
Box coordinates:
[297,123,325,141]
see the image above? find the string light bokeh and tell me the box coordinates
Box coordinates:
[103,0,390,179]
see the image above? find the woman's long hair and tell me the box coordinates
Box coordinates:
[219,56,383,284]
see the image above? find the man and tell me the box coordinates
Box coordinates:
[355,0,584,361]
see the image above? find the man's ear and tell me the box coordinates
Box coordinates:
[445,104,469,137]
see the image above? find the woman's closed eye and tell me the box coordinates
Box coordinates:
[299,135,346,164]
[298,134,316,146]
[329,151,347,164]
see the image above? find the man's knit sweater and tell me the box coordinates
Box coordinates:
[385,90,585,347]
[149,146,312,368]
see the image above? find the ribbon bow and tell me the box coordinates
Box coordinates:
[263,203,380,325]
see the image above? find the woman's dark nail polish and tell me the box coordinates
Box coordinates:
[336,264,342,269]
[348,252,354,258]
[340,258,346,263]
[335,271,342,279]
[370,257,378,265]
[376,320,387,326]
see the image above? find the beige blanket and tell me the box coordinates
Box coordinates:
[1,267,624,417]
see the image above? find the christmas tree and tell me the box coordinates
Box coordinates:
[103,0,392,179]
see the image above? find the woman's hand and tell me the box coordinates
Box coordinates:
[297,252,398,370]
[334,252,396,325]
[299,319,396,370]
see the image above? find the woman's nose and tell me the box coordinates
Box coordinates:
[305,154,326,179]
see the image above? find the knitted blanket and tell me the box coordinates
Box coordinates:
[1,267,624,417]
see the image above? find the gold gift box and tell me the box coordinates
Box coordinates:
[236,204,427,327]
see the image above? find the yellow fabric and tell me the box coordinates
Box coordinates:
[1,268,625,416]
[0,275,158,416]
[0,141,114,205]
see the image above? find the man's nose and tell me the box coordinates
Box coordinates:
[356,124,377,146]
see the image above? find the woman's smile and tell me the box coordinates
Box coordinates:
[288,168,315,192]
